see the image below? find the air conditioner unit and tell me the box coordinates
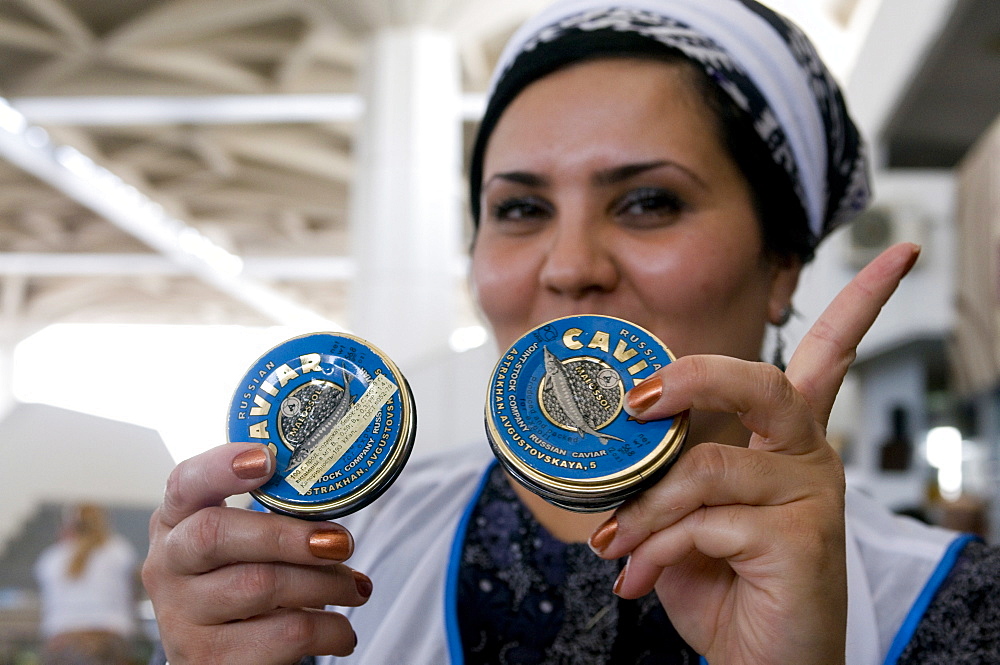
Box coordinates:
[843,204,929,271]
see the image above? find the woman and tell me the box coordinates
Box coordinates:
[35,503,139,665]
[141,1,999,663]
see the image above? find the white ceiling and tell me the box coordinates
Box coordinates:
[0,0,994,339]
[0,0,534,333]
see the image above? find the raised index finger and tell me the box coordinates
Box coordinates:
[786,242,920,427]
[157,442,276,529]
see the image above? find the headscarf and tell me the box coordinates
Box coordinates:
[468,0,871,252]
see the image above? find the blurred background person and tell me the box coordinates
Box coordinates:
[34,503,139,665]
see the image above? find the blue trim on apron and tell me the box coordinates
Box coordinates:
[445,459,499,665]
[882,532,980,664]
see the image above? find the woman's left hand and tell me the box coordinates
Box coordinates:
[589,243,921,665]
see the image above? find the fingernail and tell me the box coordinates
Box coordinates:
[626,377,662,415]
[232,447,272,480]
[309,530,353,561]
[613,558,629,596]
[901,243,921,278]
[588,516,618,555]
[352,570,373,598]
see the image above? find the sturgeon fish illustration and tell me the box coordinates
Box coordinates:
[284,371,354,472]
[542,347,624,445]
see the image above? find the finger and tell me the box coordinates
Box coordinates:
[590,440,841,560]
[157,442,276,530]
[244,608,358,659]
[624,354,819,454]
[612,505,750,600]
[162,506,355,574]
[615,499,844,600]
[184,562,371,625]
[786,242,920,426]
[165,608,357,663]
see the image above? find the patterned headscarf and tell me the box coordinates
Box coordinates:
[468,0,871,252]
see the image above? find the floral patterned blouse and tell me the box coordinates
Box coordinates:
[456,464,1000,665]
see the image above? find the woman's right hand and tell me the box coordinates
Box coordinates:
[142,443,371,664]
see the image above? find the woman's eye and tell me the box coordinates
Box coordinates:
[490,197,552,222]
[615,188,685,220]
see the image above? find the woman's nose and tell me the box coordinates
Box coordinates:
[538,221,619,298]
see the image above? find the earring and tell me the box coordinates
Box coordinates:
[772,305,793,371]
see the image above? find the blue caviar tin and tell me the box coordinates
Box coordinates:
[485,315,688,512]
[227,332,416,520]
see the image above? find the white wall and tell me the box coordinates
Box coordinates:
[787,170,956,504]
[0,403,175,556]
[403,340,499,460]
[788,169,956,362]
[846,353,930,510]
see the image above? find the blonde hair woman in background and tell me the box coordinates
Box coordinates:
[34,503,139,665]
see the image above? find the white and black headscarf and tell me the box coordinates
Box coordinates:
[469,0,871,257]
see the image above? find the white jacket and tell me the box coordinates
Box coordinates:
[325,444,970,665]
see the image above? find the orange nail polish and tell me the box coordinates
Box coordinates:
[352,570,373,598]
[626,377,662,414]
[613,560,628,596]
[309,530,353,561]
[589,516,618,555]
[232,447,272,480]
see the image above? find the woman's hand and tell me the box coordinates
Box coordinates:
[141,443,372,664]
[588,243,921,664]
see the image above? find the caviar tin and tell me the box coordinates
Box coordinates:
[227,332,416,520]
[485,315,688,512]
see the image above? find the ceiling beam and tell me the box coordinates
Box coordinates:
[0,98,336,329]
[9,93,489,125]
[11,94,363,125]
[0,252,470,280]
[0,253,355,280]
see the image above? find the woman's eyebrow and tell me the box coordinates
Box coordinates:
[483,161,707,189]
[483,171,548,188]
[593,160,707,188]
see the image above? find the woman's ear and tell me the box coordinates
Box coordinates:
[768,257,803,325]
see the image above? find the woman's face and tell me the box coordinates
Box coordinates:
[471,58,800,361]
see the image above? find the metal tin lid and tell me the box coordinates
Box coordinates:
[485,315,688,512]
[227,332,416,520]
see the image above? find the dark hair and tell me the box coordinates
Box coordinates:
[687,57,815,263]
[469,30,814,263]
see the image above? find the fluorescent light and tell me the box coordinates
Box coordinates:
[925,425,963,500]
[0,93,335,328]
[926,426,961,469]
[0,99,27,134]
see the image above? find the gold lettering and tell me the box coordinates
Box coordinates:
[250,394,271,417]
[274,363,299,387]
[563,328,583,350]
[587,331,610,352]
[627,359,649,375]
[613,339,638,362]
[260,382,279,397]
[248,421,270,439]
[299,353,322,373]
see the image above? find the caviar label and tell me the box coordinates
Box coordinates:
[285,373,398,494]
[228,332,415,520]
[486,315,687,511]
